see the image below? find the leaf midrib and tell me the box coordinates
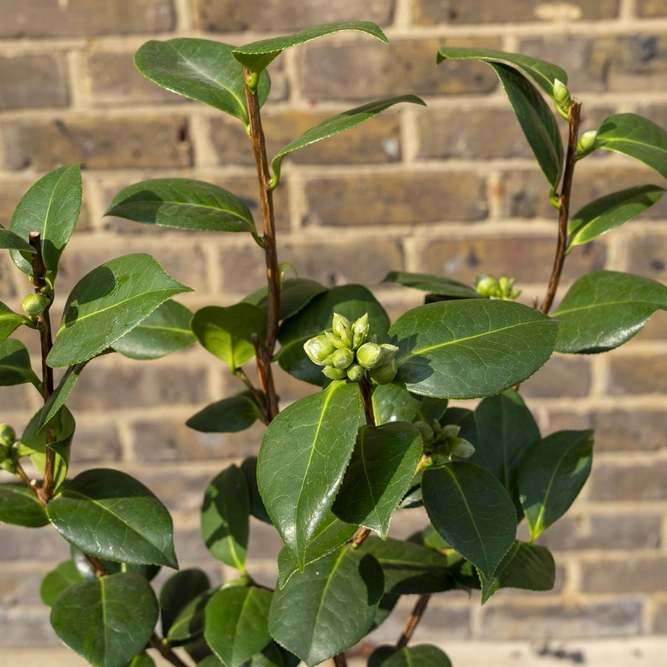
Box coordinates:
[554,297,667,317]
[115,198,252,226]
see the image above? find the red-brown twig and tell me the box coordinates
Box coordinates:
[397,594,431,648]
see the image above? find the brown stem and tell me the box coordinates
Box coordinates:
[540,99,582,315]
[350,527,371,547]
[83,554,109,577]
[359,377,376,427]
[244,68,280,422]
[236,367,269,423]
[333,653,349,667]
[396,594,431,648]
[14,463,40,499]
[149,633,190,667]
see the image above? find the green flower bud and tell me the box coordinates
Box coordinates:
[445,437,475,461]
[475,274,499,297]
[356,342,383,369]
[414,421,434,445]
[370,358,398,385]
[22,293,50,318]
[553,79,572,120]
[441,424,460,441]
[304,335,336,365]
[576,130,598,158]
[346,363,365,382]
[352,313,370,349]
[322,366,347,380]
[331,348,355,369]
[379,343,399,364]
[0,424,16,448]
[332,313,353,348]
[324,330,348,350]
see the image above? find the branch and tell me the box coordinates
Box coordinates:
[396,594,431,648]
[236,366,269,423]
[149,633,191,667]
[359,377,376,427]
[540,99,582,315]
[333,653,349,667]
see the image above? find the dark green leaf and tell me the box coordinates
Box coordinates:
[187,391,263,433]
[399,468,423,509]
[233,22,387,75]
[38,361,89,432]
[168,588,216,646]
[332,422,423,536]
[240,457,272,525]
[389,300,558,399]
[553,270,667,353]
[596,113,667,179]
[257,381,361,568]
[382,271,479,299]
[40,560,85,607]
[370,594,400,632]
[519,430,594,542]
[9,164,82,282]
[372,383,423,425]
[48,253,192,367]
[160,569,211,636]
[0,338,40,387]
[422,463,517,578]
[0,483,49,527]
[568,185,665,251]
[48,468,178,568]
[201,465,250,571]
[205,587,272,667]
[134,39,270,125]
[369,645,452,667]
[243,278,327,321]
[70,545,161,582]
[277,336,328,387]
[0,224,35,253]
[125,654,156,667]
[245,643,286,667]
[0,301,29,346]
[416,397,449,424]
[268,546,383,666]
[50,572,158,667]
[441,407,478,445]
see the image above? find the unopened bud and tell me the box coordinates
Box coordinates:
[324,330,348,350]
[0,424,16,447]
[475,274,498,298]
[22,293,49,318]
[332,313,353,348]
[346,363,365,382]
[379,343,399,364]
[370,358,398,385]
[414,421,435,445]
[553,79,571,105]
[331,348,354,369]
[441,424,460,440]
[356,342,383,369]
[576,130,598,158]
[304,335,336,365]
[446,437,475,461]
[352,314,370,349]
[322,366,347,380]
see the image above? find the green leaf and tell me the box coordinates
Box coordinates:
[416,397,449,424]
[382,271,480,299]
[270,96,425,187]
[596,113,667,179]
[187,391,263,433]
[0,338,40,387]
[332,422,423,536]
[201,465,250,572]
[553,270,667,353]
[70,545,161,583]
[125,654,156,667]
[48,253,192,368]
[167,588,216,646]
[0,301,29,347]
[9,164,82,282]
[38,360,89,433]
[478,540,555,605]
[243,277,327,321]
[369,645,452,667]
[40,560,85,607]
[568,185,665,251]
[160,569,211,637]
[232,21,387,75]
[47,468,178,568]
[268,545,384,666]
[422,463,517,578]
[389,300,558,399]
[372,383,423,425]
[519,430,594,542]
[257,381,361,568]
[192,304,267,373]
[0,483,49,527]
[205,587,272,667]
[239,457,272,525]
[50,572,159,667]
[105,179,257,236]
[0,224,35,254]
[134,39,270,126]
[277,336,328,387]
[436,46,568,99]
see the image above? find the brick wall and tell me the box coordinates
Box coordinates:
[1,0,667,650]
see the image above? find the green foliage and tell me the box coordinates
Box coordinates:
[187,391,264,433]
[0,338,40,387]
[160,569,211,637]
[0,301,30,346]
[369,645,452,667]
[0,483,49,527]
[40,560,85,606]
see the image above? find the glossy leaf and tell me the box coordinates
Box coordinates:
[105,179,257,235]
[0,224,35,253]
[50,572,159,667]
[553,270,667,353]
[48,253,192,367]
[9,164,82,281]
[187,391,263,433]
[332,422,423,536]
[70,545,160,583]
[277,337,328,386]
[125,654,156,667]
[519,430,594,542]
[257,381,361,568]
[244,277,327,321]
[160,569,211,636]
[0,302,29,346]
[389,300,558,399]
[416,397,449,424]
[382,271,479,299]
[369,645,452,667]
[568,185,665,251]
[167,588,216,646]
[201,465,250,572]
[372,383,423,425]
[478,540,555,604]
[436,46,568,99]
[271,96,425,186]
[193,304,267,373]
[134,39,270,125]
[0,483,49,527]
[38,360,89,432]
[232,21,387,75]
[205,587,272,667]
[0,338,40,387]
[268,546,384,666]
[48,468,178,568]
[40,560,85,606]
[240,457,272,525]
[596,113,667,179]
[422,463,517,578]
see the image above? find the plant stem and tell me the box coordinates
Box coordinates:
[396,594,431,648]
[333,653,349,667]
[14,462,40,499]
[244,67,280,422]
[540,99,582,315]
[359,377,376,427]
[236,367,269,423]
[149,633,190,667]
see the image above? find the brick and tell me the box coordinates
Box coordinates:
[174,527,224,562]
[0,608,58,647]
[638,0,667,17]
[305,172,487,226]
[272,366,320,404]
[414,0,619,24]
[634,310,667,340]
[654,601,667,632]
[421,236,606,285]
[581,557,667,593]
[0,525,69,561]
[0,0,175,38]
[247,518,286,560]
[70,424,122,462]
[1,116,192,171]
[628,234,667,284]
[194,0,395,32]
[589,462,667,501]
[521,354,591,398]
[481,600,642,639]
[0,254,17,298]
[0,385,34,412]
[210,109,401,167]
[131,468,214,512]
[301,38,500,101]
[607,354,667,395]
[0,55,68,110]
[0,569,45,606]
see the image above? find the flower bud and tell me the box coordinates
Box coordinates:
[346,363,365,382]
[352,314,370,349]
[324,330,348,350]
[370,358,398,385]
[331,348,354,369]
[414,421,434,445]
[441,424,460,441]
[356,342,383,369]
[322,366,347,380]
[332,313,353,348]
[0,424,16,448]
[379,343,399,364]
[445,437,475,461]
[553,79,572,119]
[304,335,336,365]
[576,130,598,158]
[475,274,499,298]
[22,293,50,318]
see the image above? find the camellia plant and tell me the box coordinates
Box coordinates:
[2,19,667,667]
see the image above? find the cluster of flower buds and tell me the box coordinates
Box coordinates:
[0,424,18,473]
[303,313,399,384]
[576,130,598,159]
[553,79,572,120]
[415,420,475,462]
[474,274,521,301]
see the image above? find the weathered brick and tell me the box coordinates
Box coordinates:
[521,355,590,399]
[0,569,45,606]
[0,525,69,561]
[272,366,320,404]
[0,0,175,38]
[301,38,500,101]
[132,468,216,512]
[589,462,667,501]
[581,557,667,593]
[0,385,35,412]
[638,0,667,17]
[628,234,667,284]
[305,172,487,226]
[635,310,667,340]
[414,0,619,24]
[70,424,122,462]
[247,518,286,560]
[607,354,667,395]
[174,527,225,563]
[653,600,667,632]
[0,607,58,647]
[1,116,192,171]
[0,55,68,110]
